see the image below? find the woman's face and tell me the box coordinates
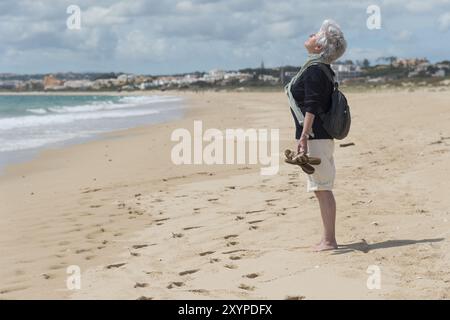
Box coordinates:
[304,33,323,54]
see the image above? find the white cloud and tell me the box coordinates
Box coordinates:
[176,1,194,12]
[383,0,450,13]
[0,0,449,73]
[83,6,129,26]
[116,30,168,60]
[267,21,298,39]
[391,30,413,42]
[439,12,450,30]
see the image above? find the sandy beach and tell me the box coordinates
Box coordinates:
[0,89,449,299]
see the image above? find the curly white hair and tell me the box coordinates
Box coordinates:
[316,19,347,63]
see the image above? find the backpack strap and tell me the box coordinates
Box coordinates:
[315,63,339,90]
[308,63,337,120]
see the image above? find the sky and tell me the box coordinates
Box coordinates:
[1,0,450,75]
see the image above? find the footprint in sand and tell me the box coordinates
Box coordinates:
[167,281,184,289]
[144,271,163,277]
[249,225,259,230]
[172,232,184,238]
[199,251,215,256]
[134,283,149,288]
[229,255,242,260]
[224,264,238,269]
[243,273,260,279]
[210,258,220,263]
[106,263,126,269]
[0,286,29,295]
[275,212,287,216]
[238,284,255,291]
[222,249,246,254]
[137,296,153,300]
[132,244,149,249]
[41,273,54,280]
[227,241,239,246]
[75,249,92,254]
[224,235,239,240]
[285,295,306,300]
[154,218,170,224]
[183,226,202,231]
[188,289,209,294]
[179,269,200,276]
[248,220,264,225]
[81,188,102,194]
[245,209,265,214]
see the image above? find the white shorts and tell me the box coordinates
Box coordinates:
[306,139,335,192]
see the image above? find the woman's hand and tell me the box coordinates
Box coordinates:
[297,135,308,155]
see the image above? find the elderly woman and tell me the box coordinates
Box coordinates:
[288,20,347,251]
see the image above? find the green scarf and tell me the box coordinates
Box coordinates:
[285,53,328,138]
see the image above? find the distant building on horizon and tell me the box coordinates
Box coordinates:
[43,75,64,90]
[331,62,362,82]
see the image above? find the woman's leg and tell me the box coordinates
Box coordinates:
[314,190,337,251]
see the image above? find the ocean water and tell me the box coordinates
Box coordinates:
[0,94,185,172]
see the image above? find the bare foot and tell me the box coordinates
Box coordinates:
[313,240,338,252]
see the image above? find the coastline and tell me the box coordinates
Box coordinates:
[0,92,186,174]
[0,90,174,96]
[1,89,449,299]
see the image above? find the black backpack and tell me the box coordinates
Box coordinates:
[314,63,351,140]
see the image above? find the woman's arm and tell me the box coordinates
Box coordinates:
[298,111,315,154]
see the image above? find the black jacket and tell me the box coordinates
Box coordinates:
[290,64,335,140]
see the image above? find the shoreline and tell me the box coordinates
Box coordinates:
[0,92,186,175]
[0,90,171,96]
[1,90,449,299]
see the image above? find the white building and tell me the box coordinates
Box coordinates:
[117,74,135,83]
[63,80,94,90]
[331,63,362,81]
